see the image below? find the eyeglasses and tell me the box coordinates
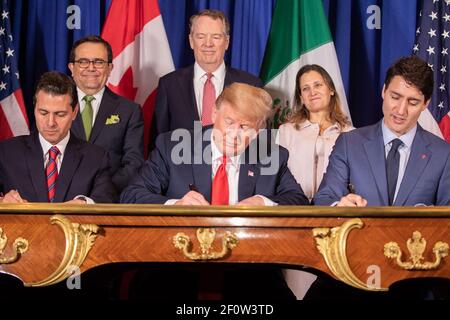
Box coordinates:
[73,59,109,69]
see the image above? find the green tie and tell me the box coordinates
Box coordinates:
[82,95,94,140]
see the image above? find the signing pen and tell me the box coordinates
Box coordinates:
[189,184,199,192]
[347,183,356,194]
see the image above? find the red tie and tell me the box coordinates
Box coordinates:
[211,156,229,205]
[46,146,60,202]
[201,73,215,126]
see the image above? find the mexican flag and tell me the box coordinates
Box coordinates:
[260,0,351,127]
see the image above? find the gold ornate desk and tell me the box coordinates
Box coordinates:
[0,204,449,291]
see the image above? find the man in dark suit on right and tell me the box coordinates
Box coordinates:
[152,9,262,148]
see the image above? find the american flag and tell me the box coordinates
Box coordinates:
[413,0,450,142]
[0,0,29,141]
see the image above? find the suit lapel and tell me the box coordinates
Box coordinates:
[394,128,431,205]
[180,66,200,121]
[54,136,82,202]
[192,127,212,202]
[238,161,258,202]
[89,88,118,143]
[363,123,389,205]
[224,67,233,86]
[25,134,48,202]
[72,107,86,140]
[237,136,262,201]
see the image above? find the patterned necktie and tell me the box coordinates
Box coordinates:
[386,138,403,205]
[211,156,229,205]
[201,73,215,126]
[82,95,95,140]
[46,146,60,203]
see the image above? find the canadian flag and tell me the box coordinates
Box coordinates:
[101,0,174,154]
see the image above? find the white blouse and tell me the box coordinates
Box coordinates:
[277,120,354,201]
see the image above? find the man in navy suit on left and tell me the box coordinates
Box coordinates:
[0,71,116,203]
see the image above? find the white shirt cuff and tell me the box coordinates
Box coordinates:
[165,199,179,205]
[255,195,278,206]
[74,195,95,204]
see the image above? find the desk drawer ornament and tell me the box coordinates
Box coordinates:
[173,228,238,261]
[384,231,449,270]
[0,227,28,264]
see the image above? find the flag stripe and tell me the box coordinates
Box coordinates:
[418,108,444,139]
[260,0,332,84]
[14,89,29,125]
[102,0,160,60]
[102,0,174,156]
[0,89,29,136]
[414,0,450,141]
[108,16,175,105]
[0,0,30,141]
[0,107,13,140]
[439,113,450,139]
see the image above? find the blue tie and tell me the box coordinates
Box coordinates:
[386,139,403,205]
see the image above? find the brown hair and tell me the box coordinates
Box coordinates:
[384,56,434,101]
[215,83,273,129]
[289,64,349,129]
[189,9,230,36]
[69,35,113,63]
[34,71,78,110]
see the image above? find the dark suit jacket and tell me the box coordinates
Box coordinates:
[121,127,308,205]
[314,121,450,206]
[71,87,144,192]
[0,133,117,203]
[151,65,263,149]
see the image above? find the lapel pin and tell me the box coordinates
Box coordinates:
[248,170,254,177]
[421,154,427,159]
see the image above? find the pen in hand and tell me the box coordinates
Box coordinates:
[189,184,199,192]
[347,183,356,194]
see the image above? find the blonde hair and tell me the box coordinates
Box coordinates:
[189,9,230,36]
[216,83,273,129]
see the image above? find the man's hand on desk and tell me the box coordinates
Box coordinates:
[64,199,87,204]
[175,191,210,205]
[236,195,265,206]
[0,190,28,203]
[337,193,367,207]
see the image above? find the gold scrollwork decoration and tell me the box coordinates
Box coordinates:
[384,231,449,270]
[313,218,387,291]
[0,227,28,264]
[26,214,100,287]
[173,228,238,261]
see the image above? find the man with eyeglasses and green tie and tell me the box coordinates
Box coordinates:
[68,35,144,193]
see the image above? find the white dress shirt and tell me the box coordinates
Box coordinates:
[39,132,70,171]
[39,132,94,203]
[165,134,276,205]
[381,120,416,203]
[193,62,226,119]
[77,87,105,125]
